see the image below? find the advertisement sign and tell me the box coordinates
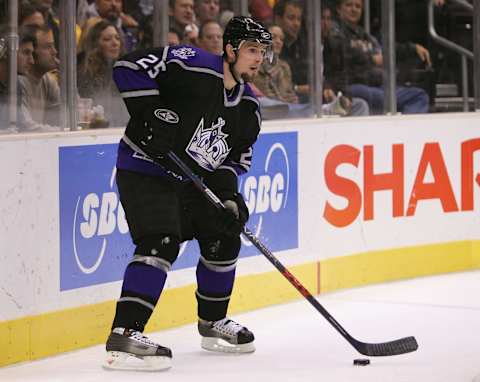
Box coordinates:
[59,132,298,290]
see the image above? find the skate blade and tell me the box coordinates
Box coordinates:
[201,337,255,354]
[103,351,172,371]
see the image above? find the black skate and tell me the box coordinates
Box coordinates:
[104,327,172,371]
[198,318,255,353]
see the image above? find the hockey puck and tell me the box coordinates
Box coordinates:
[353,358,370,366]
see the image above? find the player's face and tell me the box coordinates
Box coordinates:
[233,41,266,83]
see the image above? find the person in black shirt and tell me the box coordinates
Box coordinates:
[104,16,272,371]
[326,0,430,114]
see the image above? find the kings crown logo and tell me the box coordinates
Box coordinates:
[186,117,231,171]
[171,47,196,60]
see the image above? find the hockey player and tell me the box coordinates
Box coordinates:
[103,16,273,371]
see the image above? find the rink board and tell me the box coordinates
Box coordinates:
[0,113,479,366]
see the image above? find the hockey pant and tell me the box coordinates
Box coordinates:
[112,170,241,331]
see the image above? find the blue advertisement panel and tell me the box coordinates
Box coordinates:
[59,132,298,290]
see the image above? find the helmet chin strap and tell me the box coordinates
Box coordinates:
[227,41,245,85]
[228,61,242,85]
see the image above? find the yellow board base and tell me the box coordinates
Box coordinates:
[1,240,479,367]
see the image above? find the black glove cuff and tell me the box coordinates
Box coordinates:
[230,193,249,224]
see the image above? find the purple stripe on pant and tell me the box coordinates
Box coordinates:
[196,260,235,296]
[122,262,167,302]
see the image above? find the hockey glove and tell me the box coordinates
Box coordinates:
[219,193,249,237]
[139,123,175,160]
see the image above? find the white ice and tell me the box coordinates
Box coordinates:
[1,270,480,382]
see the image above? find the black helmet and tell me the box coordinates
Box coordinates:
[223,16,273,61]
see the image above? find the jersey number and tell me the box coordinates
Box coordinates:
[136,54,166,79]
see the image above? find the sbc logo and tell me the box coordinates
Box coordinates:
[60,144,133,290]
[238,134,298,253]
[72,168,129,274]
[59,134,297,290]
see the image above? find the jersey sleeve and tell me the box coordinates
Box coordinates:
[113,47,170,115]
[113,46,217,117]
[112,47,180,156]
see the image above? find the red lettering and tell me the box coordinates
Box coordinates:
[406,143,458,216]
[323,140,475,228]
[363,144,404,220]
[461,138,480,211]
[323,145,361,228]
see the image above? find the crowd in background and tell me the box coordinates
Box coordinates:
[0,0,475,132]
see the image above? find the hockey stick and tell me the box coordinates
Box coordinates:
[167,151,418,357]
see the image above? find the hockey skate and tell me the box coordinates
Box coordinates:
[104,327,172,371]
[198,318,255,353]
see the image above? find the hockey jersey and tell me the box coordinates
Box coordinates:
[112,45,262,198]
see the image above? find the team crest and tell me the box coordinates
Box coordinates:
[171,47,196,60]
[186,117,231,171]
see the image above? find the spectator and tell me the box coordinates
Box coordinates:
[322,4,369,116]
[253,23,367,119]
[136,19,182,50]
[273,0,369,116]
[29,0,58,44]
[254,25,298,104]
[218,10,234,30]
[82,0,139,28]
[19,3,46,28]
[197,20,223,55]
[77,20,128,127]
[326,0,430,114]
[77,0,90,27]
[183,22,199,46]
[273,0,309,102]
[30,0,82,47]
[252,24,311,119]
[122,0,154,21]
[17,26,54,132]
[82,0,139,52]
[18,25,61,128]
[249,0,274,24]
[169,0,195,39]
[122,0,154,48]
[194,0,220,26]
[17,26,36,76]
[0,26,56,132]
[168,29,181,46]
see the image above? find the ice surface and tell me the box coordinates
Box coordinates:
[1,271,480,382]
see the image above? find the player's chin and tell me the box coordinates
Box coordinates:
[241,71,258,83]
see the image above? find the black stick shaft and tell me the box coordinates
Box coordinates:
[166,151,418,357]
[167,153,352,340]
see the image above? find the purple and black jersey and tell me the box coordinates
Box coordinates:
[112,45,262,197]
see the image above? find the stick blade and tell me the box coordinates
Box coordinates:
[355,336,418,356]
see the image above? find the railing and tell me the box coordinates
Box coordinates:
[428,0,477,111]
